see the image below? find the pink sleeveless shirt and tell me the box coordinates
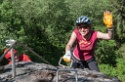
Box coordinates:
[73,29,98,61]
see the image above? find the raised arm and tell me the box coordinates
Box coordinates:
[97,10,113,40]
[97,29,113,40]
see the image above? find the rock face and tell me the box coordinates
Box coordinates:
[0,62,121,82]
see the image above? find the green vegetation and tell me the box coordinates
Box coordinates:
[0,0,125,81]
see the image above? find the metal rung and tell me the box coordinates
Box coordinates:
[56,68,78,82]
[58,57,65,67]
[58,57,73,68]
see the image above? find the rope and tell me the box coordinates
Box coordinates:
[16,41,51,65]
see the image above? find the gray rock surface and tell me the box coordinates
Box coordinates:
[0,62,121,82]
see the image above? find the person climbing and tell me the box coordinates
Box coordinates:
[63,10,113,72]
[4,48,31,64]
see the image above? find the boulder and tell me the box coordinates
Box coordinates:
[0,62,121,82]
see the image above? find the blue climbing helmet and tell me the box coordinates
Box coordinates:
[76,16,91,26]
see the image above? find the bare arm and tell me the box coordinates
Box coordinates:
[65,32,76,51]
[97,29,113,40]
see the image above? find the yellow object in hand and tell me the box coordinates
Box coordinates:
[62,51,71,63]
[103,11,113,29]
[62,55,71,63]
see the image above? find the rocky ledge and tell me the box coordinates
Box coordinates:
[0,62,121,82]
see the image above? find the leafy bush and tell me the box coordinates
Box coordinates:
[99,58,125,82]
